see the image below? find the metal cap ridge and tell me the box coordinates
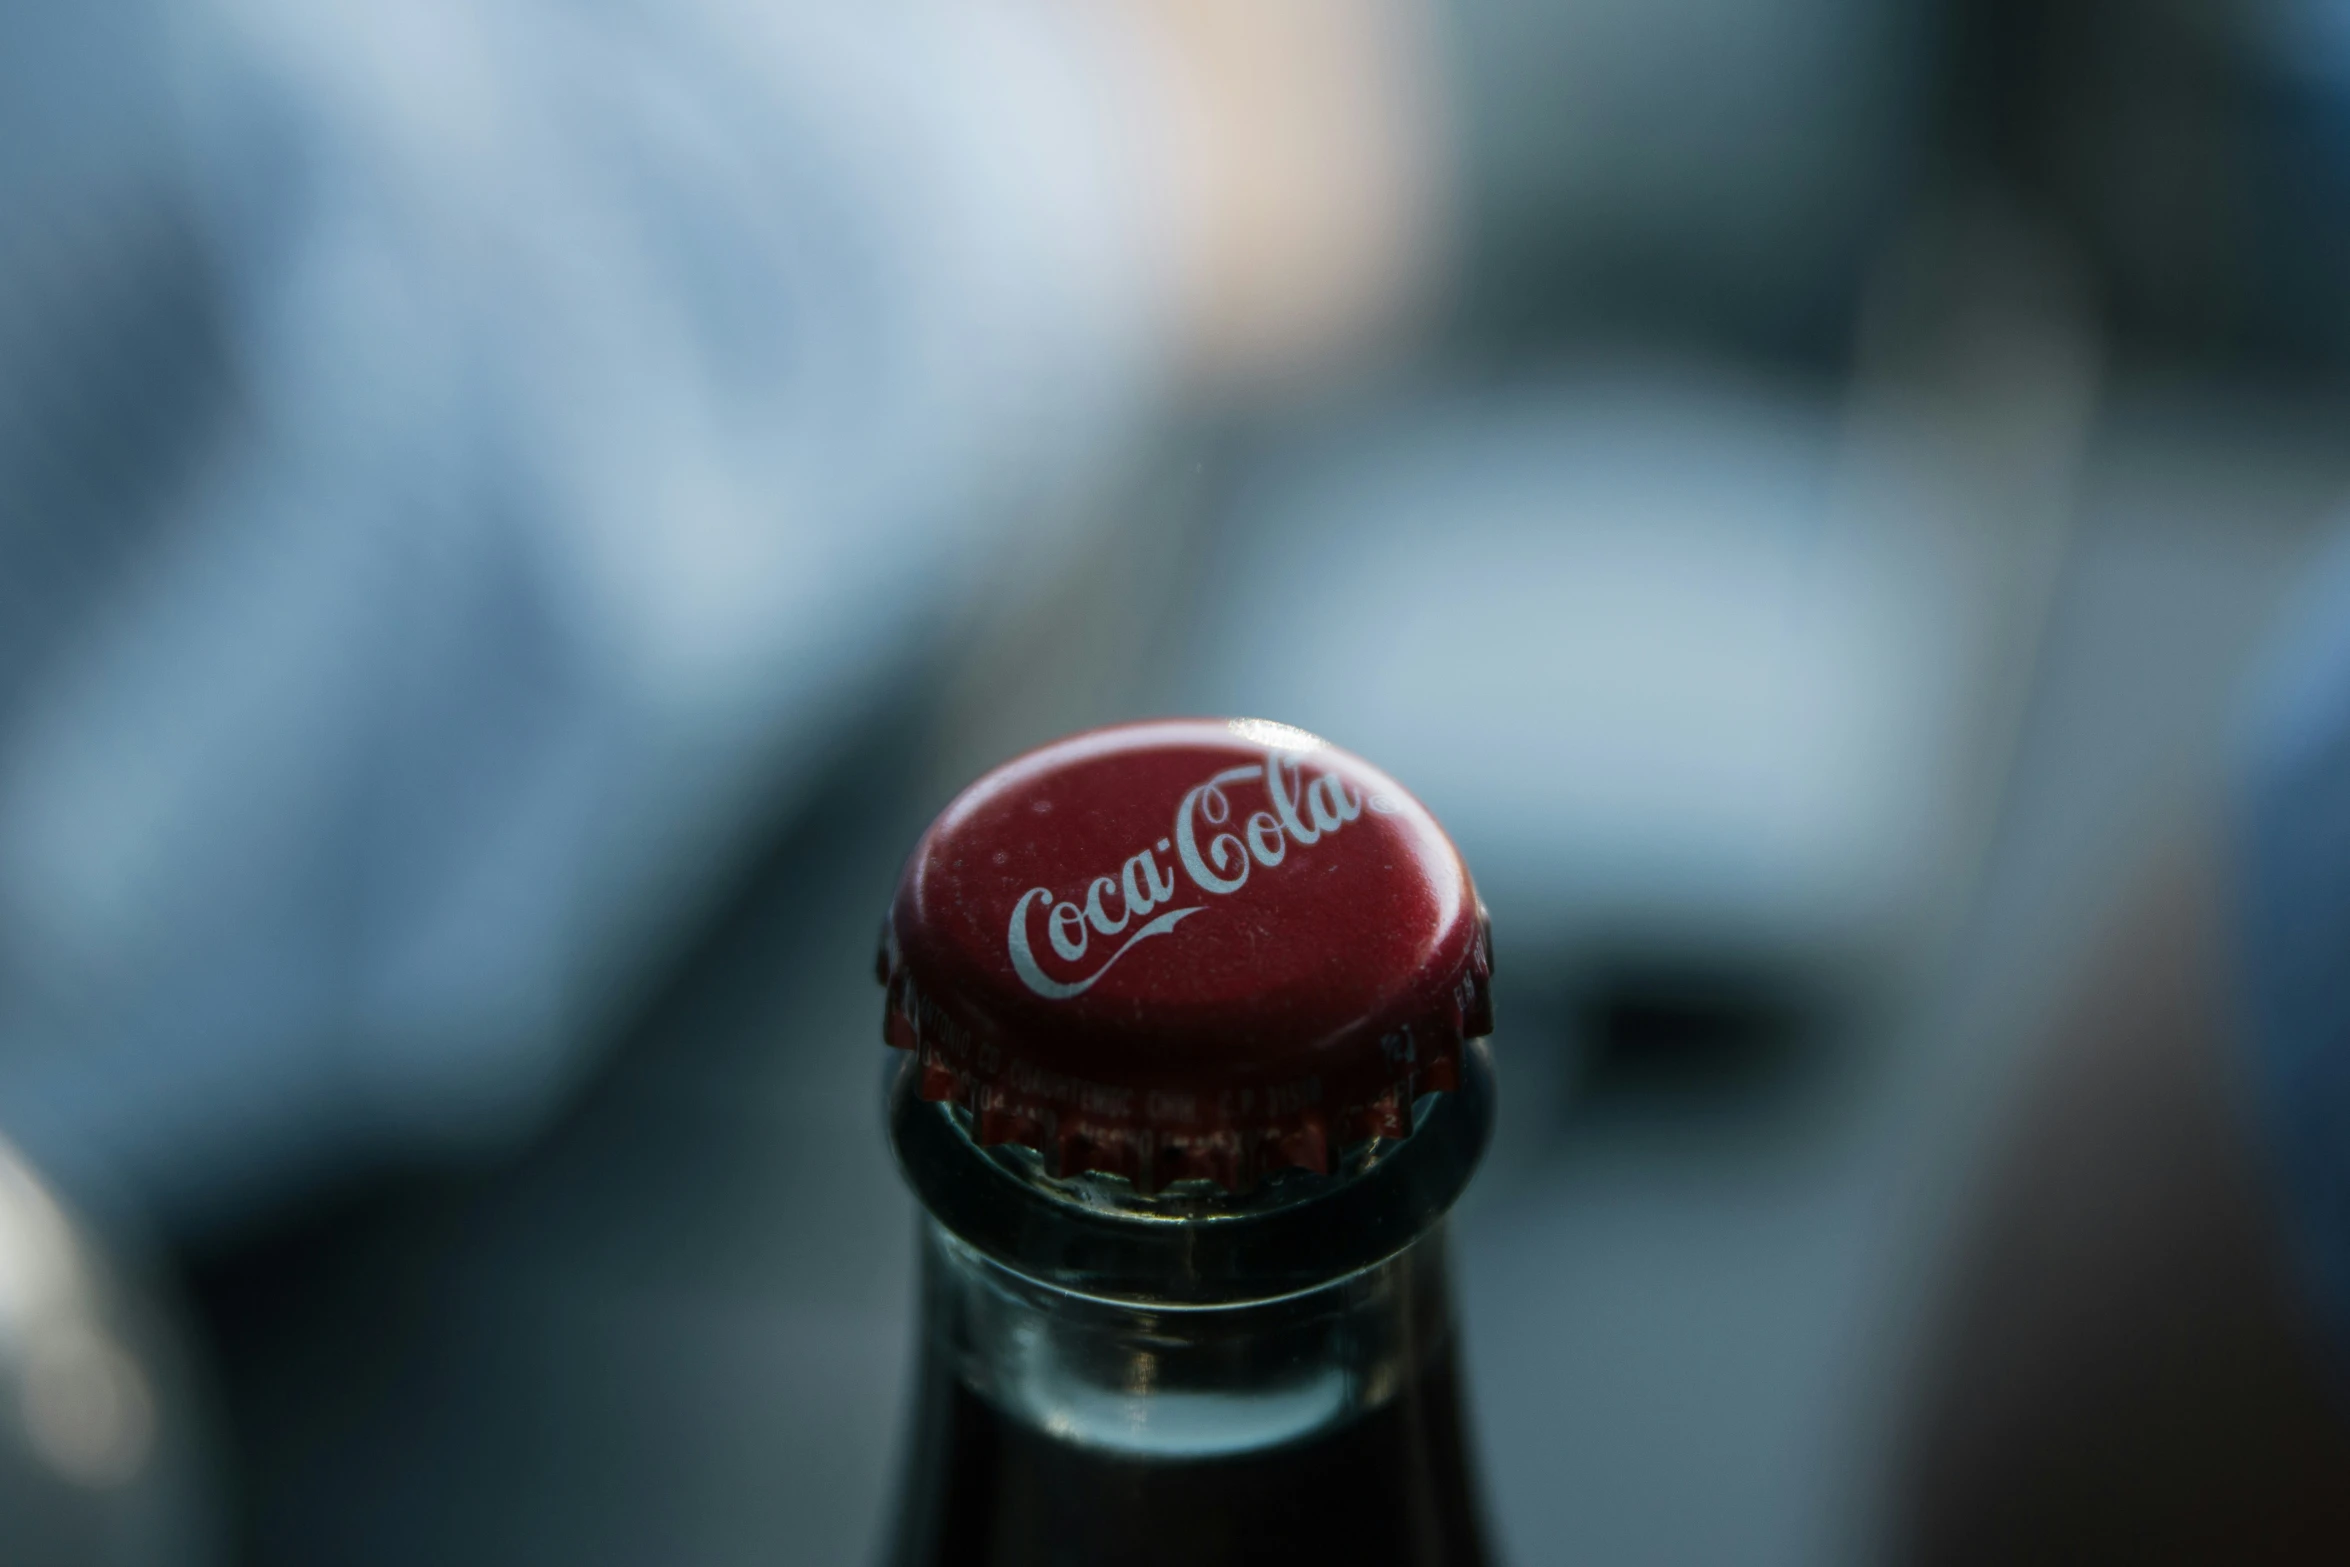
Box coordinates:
[878,718,1494,1193]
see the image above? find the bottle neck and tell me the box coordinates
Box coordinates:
[885,1044,1495,1567]
[918,1212,1463,1462]
[885,1039,1495,1306]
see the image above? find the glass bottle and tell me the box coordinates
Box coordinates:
[874,718,1497,1567]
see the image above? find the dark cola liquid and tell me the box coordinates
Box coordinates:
[889,1340,1490,1567]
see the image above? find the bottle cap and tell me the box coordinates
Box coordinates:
[879,718,1492,1191]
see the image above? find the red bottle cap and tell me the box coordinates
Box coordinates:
[879,718,1492,1192]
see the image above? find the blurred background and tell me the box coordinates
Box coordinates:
[3,0,2349,1561]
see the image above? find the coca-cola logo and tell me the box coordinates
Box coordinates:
[1006,749,1390,999]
